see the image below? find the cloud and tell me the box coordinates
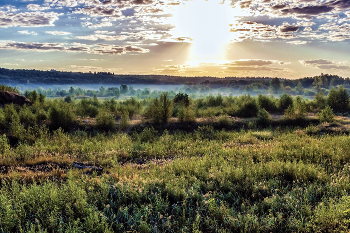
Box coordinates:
[26,4,50,11]
[92,44,149,54]
[280,5,334,16]
[44,0,79,7]
[84,21,113,28]
[279,25,300,33]
[46,31,71,35]
[231,59,274,66]
[0,63,19,66]
[299,59,350,70]
[0,11,61,27]
[75,34,126,41]
[286,40,307,44]
[18,30,38,35]
[73,6,122,17]
[0,40,149,55]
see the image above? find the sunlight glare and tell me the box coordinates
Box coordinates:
[172,0,235,61]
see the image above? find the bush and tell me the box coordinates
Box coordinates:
[145,93,173,124]
[257,108,271,127]
[36,109,48,123]
[279,94,293,112]
[138,127,158,143]
[217,115,232,128]
[174,93,190,107]
[327,86,349,111]
[0,134,10,155]
[4,104,18,124]
[0,108,5,129]
[195,125,216,140]
[19,106,36,127]
[49,102,76,131]
[76,97,99,118]
[258,94,277,112]
[119,110,130,130]
[235,95,259,118]
[96,109,116,132]
[317,105,334,123]
[177,105,195,123]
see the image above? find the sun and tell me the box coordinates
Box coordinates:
[172,0,235,61]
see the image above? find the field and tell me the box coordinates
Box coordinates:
[1,83,350,232]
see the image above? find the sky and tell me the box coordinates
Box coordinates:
[0,0,350,79]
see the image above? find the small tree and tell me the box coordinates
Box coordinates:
[159,92,173,124]
[49,102,76,131]
[317,105,334,123]
[279,93,293,112]
[257,108,271,126]
[327,86,349,111]
[96,109,116,131]
[270,78,281,94]
[119,110,130,130]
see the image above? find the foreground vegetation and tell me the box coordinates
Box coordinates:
[1,83,350,232]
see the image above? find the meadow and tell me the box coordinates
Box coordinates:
[1,82,350,232]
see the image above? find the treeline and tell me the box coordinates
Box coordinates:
[1,67,349,90]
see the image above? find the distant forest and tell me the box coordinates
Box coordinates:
[1,67,349,88]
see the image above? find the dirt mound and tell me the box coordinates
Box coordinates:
[0,91,32,107]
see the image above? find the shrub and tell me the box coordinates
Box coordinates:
[195,125,216,140]
[0,108,5,129]
[257,108,271,127]
[217,115,232,128]
[49,102,76,131]
[138,127,158,143]
[258,94,277,112]
[96,109,116,132]
[76,97,99,118]
[317,105,334,123]
[119,110,130,130]
[36,109,48,123]
[64,95,72,103]
[327,86,349,111]
[279,93,293,112]
[313,91,326,110]
[235,95,259,118]
[0,134,10,155]
[19,106,36,127]
[284,105,295,120]
[4,104,18,124]
[145,93,173,124]
[174,93,190,107]
[177,105,195,123]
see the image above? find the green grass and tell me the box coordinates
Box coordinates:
[1,126,350,232]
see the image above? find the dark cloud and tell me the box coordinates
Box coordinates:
[328,0,350,10]
[280,5,334,16]
[0,12,60,27]
[279,25,299,32]
[272,4,287,10]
